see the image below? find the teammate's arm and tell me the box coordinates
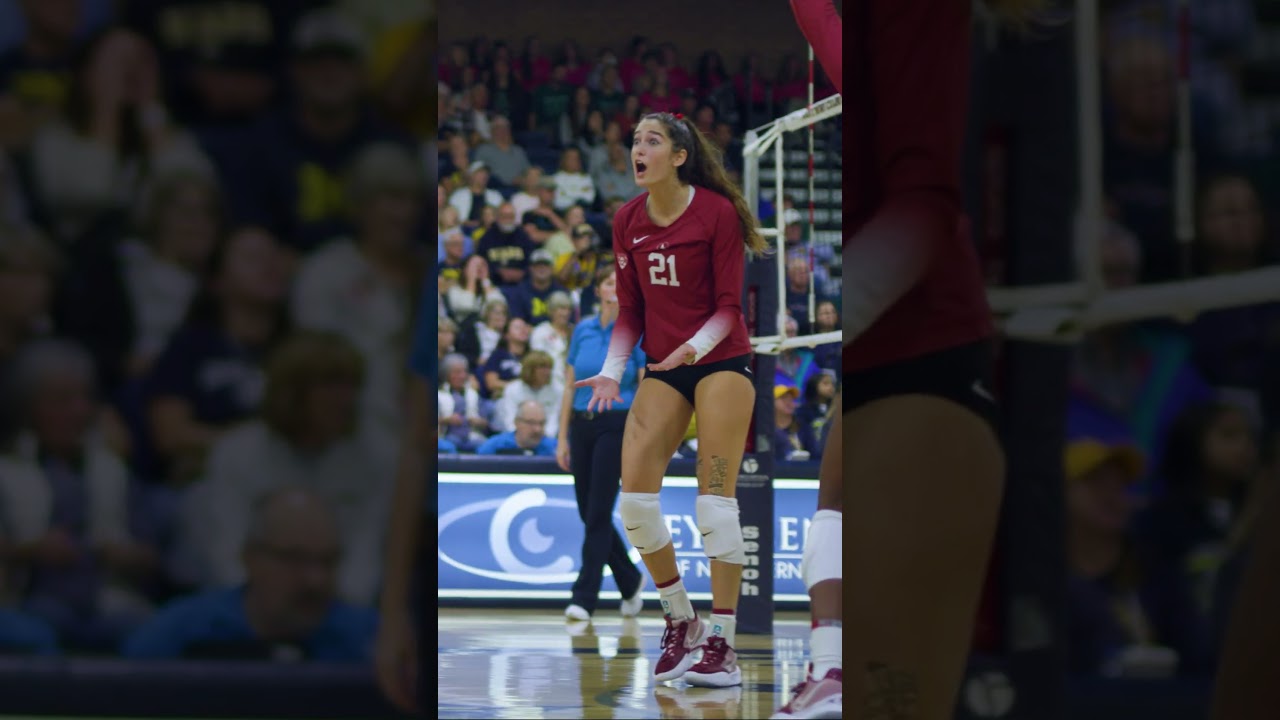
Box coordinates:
[600,217,644,382]
[842,0,970,343]
[789,0,843,93]
[685,202,747,362]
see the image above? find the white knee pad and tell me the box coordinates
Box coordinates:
[802,509,842,590]
[619,492,671,554]
[696,495,745,564]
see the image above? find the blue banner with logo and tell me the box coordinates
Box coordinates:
[437,459,819,603]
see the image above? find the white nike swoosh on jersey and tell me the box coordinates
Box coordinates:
[971,380,994,402]
[633,235,649,244]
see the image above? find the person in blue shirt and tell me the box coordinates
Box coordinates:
[122,486,375,662]
[475,400,557,456]
[0,609,57,656]
[555,264,645,620]
[375,276,434,714]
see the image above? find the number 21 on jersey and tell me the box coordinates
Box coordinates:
[647,253,680,287]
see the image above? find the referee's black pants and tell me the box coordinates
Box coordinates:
[568,408,643,613]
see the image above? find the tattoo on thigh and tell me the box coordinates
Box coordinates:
[862,662,920,720]
[708,455,729,494]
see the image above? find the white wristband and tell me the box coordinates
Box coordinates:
[600,354,628,383]
[687,327,718,363]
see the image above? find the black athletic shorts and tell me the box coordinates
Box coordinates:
[842,339,999,431]
[645,353,754,406]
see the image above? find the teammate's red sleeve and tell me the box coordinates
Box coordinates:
[600,215,645,382]
[686,200,745,362]
[843,0,971,342]
[789,0,842,94]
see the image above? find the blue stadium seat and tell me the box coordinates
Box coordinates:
[515,130,552,150]
[527,147,560,174]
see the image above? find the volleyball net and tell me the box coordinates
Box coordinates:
[742,91,844,356]
[745,0,1280,356]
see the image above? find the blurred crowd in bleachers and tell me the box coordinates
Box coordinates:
[0,0,428,662]
[435,34,842,464]
[1063,0,1280,680]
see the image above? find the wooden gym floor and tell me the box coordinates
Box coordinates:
[438,607,813,719]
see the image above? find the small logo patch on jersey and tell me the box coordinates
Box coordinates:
[633,235,649,244]
[618,255,628,269]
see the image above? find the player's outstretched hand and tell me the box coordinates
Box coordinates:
[575,374,622,412]
[647,343,696,372]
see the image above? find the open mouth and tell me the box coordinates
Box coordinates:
[634,161,648,177]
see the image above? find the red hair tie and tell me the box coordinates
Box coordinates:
[673,113,684,120]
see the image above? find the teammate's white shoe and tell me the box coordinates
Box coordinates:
[565,604,591,621]
[620,578,645,617]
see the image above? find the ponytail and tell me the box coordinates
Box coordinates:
[642,112,771,256]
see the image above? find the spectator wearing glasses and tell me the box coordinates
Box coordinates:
[123,486,376,662]
[476,400,555,457]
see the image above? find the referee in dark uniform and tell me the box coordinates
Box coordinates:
[556,264,646,620]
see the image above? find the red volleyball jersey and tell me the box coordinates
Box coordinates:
[792,0,993,373]
[605,187,753,369]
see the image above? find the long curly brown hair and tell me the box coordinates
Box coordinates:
[638,112,770,256]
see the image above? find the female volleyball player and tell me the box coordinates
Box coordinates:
[576,111,768,687]
[774,1,1045,719]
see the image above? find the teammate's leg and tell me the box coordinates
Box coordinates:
[844,394,1003,720]
[774,397,843,718]
[683,370,755,687]
[617,377,697,680]
[1211,476,1280,719]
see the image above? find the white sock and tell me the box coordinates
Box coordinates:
[811,623,842,679]
[709,612,736,646]
[658,578,695,620]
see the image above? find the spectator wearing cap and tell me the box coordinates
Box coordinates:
[555,223,611,314]
[123,0,312,127]
[503,248,568,325]
[219,7,412,254]
[124,486,377,662]
[447,161,503,228]
[472,115,530,189]
[291,142,426,443]
[476,400,556,457]
[530,290,574,381]
[476,201,533,287]
[592,140,641,204]
[774,385,817,463]
[520,175,568,248]
[1063,434,1206,677]
[550,147,595,213]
